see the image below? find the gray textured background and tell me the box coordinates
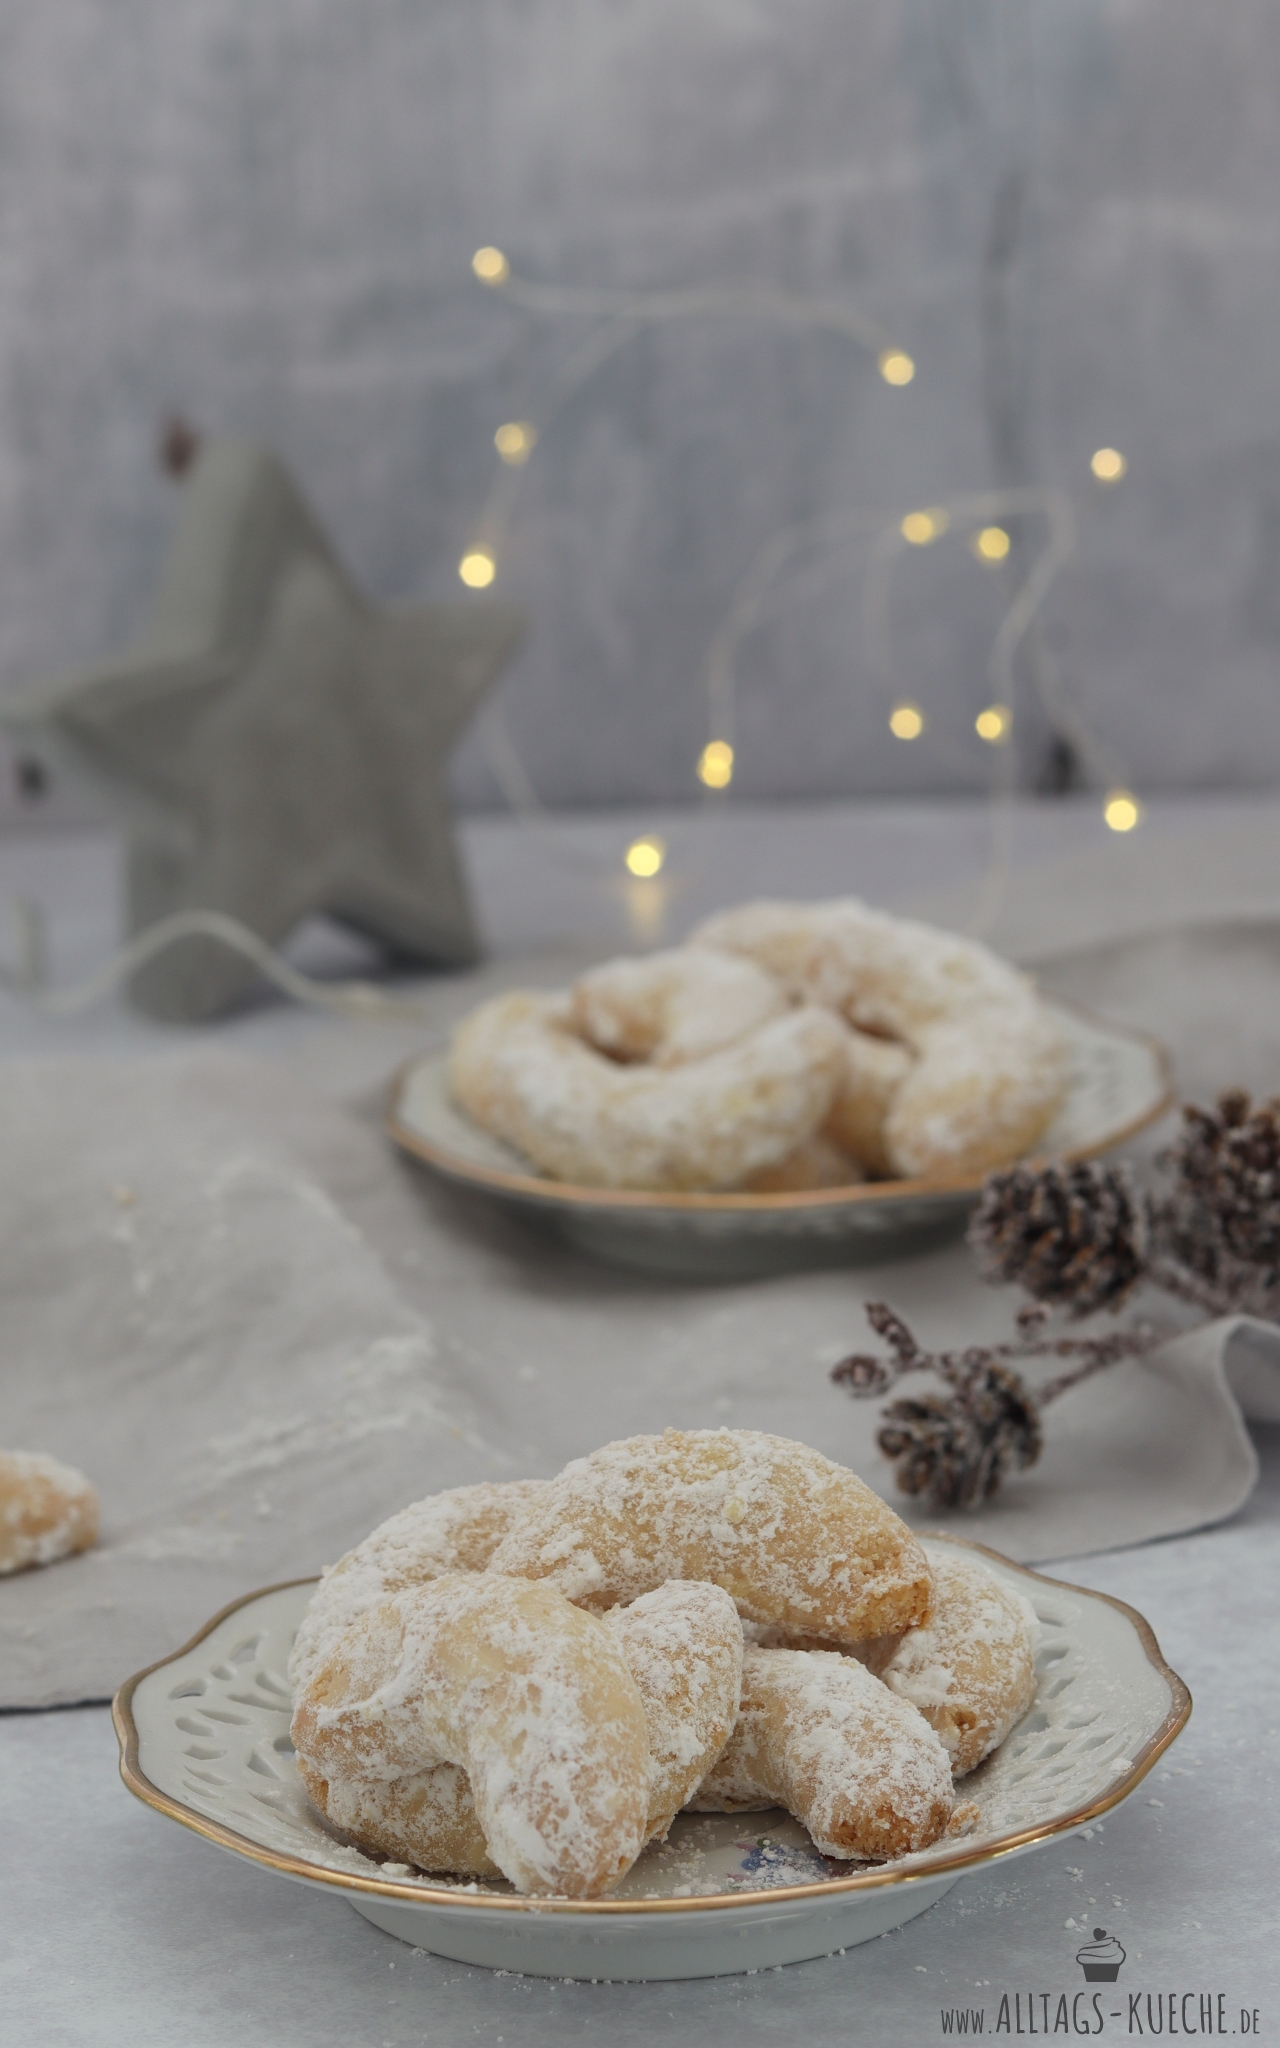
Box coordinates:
[0,0,1278,826]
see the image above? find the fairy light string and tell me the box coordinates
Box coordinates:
[0,256,1140,1017]
[462,249,1139,886]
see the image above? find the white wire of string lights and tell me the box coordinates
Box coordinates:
[462,247,911,844]
[464,250,1141,895]
[700,483,1124,933]
[0,902,446,1026]
[0,257,1137,1018]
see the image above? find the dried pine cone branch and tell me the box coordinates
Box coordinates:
[832,1089,1280,1511]
[829,1301,928,1394]
[969,1161,1149,1316]
[831,1301,1156,1512]
[879,1359,1043,1511]
[1151,1090,1280,1317]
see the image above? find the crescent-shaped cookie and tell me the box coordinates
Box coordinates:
[288,1479,545,1695]
[291,1573,650,1898]
[448,988,849,1191]
[861,1551,1038,1775]
[486,1429,933,1643]
[296,1579,744,1879]
[687,1644,956,1860]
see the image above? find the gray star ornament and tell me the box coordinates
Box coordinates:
[1,440,524,1021]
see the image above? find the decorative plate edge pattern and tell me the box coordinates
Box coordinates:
[112,1539,1192,1919]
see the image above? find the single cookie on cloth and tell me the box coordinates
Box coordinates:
[0,1450,99,1575]
[291,1573,650,1898]
[486,1428,934,1644]
[687,1644,956,1859]
[447,987,849,1191]
[860,1552,1038,1775]
[289,1480,545,1693]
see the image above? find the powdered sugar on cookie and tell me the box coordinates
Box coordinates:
[486,1428,933,1642]
[689,1644,956,1859]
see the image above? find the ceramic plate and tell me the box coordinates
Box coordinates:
[385,1002,1172,1277]
[114,1535,1189,1983]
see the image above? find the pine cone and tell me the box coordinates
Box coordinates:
[1158,1091,1280,1298]
[969,1161,1148,1317]
[877,1361,1042,1511]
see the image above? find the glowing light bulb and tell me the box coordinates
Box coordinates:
[495,421,535,464]
[975,704,1012,744]
[1091,447,1126,483]
[697,740,735,790]
[459,550,496,588]
[1104,790,1141,834]
[472,247,509,284]
[901,508,948,545]
[878,349,916,387]
[889,703,925,741]
[974,526,1010,563]
[625,835,666,878]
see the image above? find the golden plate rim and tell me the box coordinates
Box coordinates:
[113,1533,1191,1920]
[384,998,1175,1215]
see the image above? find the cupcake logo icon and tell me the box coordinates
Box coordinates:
[1076,1927,1126,1982]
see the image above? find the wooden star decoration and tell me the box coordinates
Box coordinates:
[1,439,524,1020]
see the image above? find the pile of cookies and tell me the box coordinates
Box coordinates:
[448,897,1067,1192]
[289,1430,1038,1898]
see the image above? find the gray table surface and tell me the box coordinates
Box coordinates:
[2,795,1278,2044]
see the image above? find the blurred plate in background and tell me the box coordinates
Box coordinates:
[386,1000,1172,1278]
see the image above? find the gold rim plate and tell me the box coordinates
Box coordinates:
[114,1535,1191,1919]
[385,1001,1174,1218]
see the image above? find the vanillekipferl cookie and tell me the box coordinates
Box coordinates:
[296,1579,746,1882]
[444,898,1068,1191]
[288,1430,1040,1896]
[291,1573,652,1900]
[0,1450,99,1575]
[288,1479,545,1695]
[687,1643,958,1858]
[859,1550,1038,1775]
[485,1428,934,1642]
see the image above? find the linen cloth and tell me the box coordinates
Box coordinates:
[4,891,1280,1706]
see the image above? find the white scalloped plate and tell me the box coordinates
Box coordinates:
[386,1001,1172,1277]
[114,1535,1189,1982]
